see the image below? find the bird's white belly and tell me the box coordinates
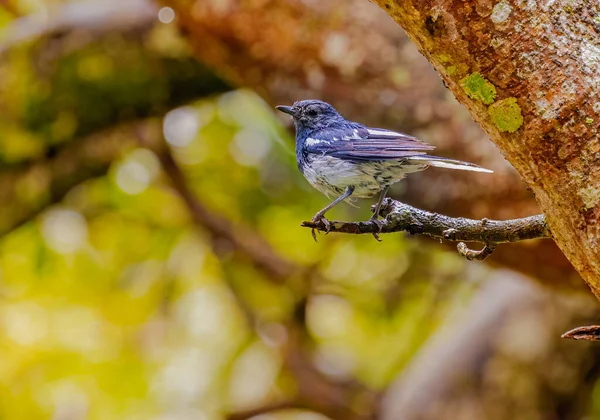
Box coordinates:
[303,155,424,198]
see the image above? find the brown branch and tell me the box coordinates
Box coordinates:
[0,120,165,237]
[157,149,298,283]
[226,401,303,420]
[157,142,378,420]
[302,198,551,261]
[562,326,600,341]
[456,242,497,261]
[0,0,157,53]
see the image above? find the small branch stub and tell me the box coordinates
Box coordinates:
[302,198,551,261]
[457,242,497,261]
[561,326,600,341]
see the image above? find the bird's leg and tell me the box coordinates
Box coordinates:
[369,186,389,242]
[370,186,390,222]
[311,186,355,241]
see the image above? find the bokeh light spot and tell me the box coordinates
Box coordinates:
[115,148,160,195]
[164,106,200,147]
[41,209,88,254]
[307,295,354,339]
[230,128,272,167]
[228,342,280,410]
[3,303,48,346]
[158,7,175,24]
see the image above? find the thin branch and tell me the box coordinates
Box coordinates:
[157,143,378,420]
[302,198,551,261]
[562,326,600,341]
[0,120,165,238]
[157,149,298,283]
[0,0,157,53]
[226,401,303,420]
[457,243,497,261]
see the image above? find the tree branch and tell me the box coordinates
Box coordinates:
[369,0,600,297]
[302,198,551,261]
[157,148,298,283]
[0,120,165,237]
[156,142,378,420]
[0,0,156,52]
[226,401,303,420]
[562,326,600,341]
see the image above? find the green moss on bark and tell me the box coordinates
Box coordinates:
[487,98,523,133]
[460,73,497,105]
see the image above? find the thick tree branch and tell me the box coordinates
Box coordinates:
[302,199,550,261]
[369,0,600,297]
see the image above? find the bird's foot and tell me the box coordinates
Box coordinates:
[310,213,331,242]
[369,216,384,242]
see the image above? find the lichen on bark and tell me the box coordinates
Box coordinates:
[487,98,523,133]
[460,72,496,105]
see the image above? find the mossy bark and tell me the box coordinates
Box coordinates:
[371,0,600,297]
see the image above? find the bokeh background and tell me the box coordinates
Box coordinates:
[0,1,600,419]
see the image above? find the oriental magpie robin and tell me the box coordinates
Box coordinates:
[276,100,492,241]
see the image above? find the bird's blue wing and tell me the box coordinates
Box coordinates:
[305,126,435,161]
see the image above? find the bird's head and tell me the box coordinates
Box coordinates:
[276,100,344,132]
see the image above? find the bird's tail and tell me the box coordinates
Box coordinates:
[408,155,493,173]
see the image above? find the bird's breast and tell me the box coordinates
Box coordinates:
[301,154,382,198]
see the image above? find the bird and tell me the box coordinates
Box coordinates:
[276,99,492,241]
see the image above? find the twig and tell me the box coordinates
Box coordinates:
[227,401,303,420]
[0,120,166,238]
[457,243,497,261]
[158,149,298,283]
[157,143,378,419]
[0,0,157,53]
[562,326,600,341]
[302,198,551,261]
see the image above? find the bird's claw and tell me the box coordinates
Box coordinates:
[310,214,331,242]
[311,228,318,243]
[312,214,331,232]
[369,217,384,242]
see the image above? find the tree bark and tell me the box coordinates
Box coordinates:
[303,198,551,261]
[369,0,600,297]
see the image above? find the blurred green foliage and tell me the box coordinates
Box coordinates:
[0,85,484,418]
[0,19,228,166]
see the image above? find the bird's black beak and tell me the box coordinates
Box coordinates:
[276,105,296,117]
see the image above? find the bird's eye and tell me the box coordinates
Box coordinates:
[306,109,318,117]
